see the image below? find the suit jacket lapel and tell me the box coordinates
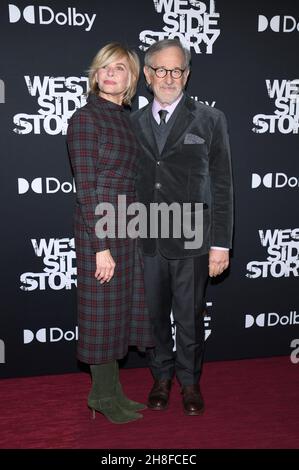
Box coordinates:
[136,96,196,160]
[136,106,159,159]
[160,96,195,158]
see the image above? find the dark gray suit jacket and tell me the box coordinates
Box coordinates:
[131,95,234,259]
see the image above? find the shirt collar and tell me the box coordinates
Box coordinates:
[152,93,184,124]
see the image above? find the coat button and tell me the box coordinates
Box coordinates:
[157,160,161,165]
[155,182,162,189]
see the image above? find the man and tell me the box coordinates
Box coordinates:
[131,39,233,415]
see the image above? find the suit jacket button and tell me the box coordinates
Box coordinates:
[155,182,162,189]
[157,160,161,165]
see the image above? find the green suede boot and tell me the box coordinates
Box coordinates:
[115,361,147,411]
[88,362,142,424]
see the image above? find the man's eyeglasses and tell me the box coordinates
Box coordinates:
[149,66,185,79]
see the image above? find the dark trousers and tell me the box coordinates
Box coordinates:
[143,251,209,386]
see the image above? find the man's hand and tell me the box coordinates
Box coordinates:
[95,249,116,284]
[209,249,229,277]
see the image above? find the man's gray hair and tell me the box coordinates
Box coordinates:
[144,39,191,69]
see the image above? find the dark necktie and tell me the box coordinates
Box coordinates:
[158,109,169,126]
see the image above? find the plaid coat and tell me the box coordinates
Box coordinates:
[67,93,153,364]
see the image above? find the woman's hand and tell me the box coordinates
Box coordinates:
[95,249,116,284]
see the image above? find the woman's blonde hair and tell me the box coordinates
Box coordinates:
[88,42,140,105]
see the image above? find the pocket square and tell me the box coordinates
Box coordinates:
[184,133,205,144]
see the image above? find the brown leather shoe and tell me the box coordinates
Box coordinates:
[182,384,204,416]
[147,379,172,410]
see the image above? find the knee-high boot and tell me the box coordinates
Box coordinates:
[115,361,147,411]
[88,361,142,424]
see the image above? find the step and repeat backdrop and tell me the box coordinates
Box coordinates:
[0,0,298,377]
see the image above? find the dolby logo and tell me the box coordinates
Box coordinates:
[18,177,76,194]
[258,15,299,33]
[8,4,96,31]
[251,173,299,189]
[23,327,78,344]
[245,311,298,328]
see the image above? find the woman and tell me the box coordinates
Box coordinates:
[67,43,153,424]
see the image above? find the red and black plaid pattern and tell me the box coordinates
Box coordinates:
[67,94,154,364]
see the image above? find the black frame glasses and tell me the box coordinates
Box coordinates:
[149,66,185,79]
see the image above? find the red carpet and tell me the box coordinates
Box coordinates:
[0,356,298,449]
